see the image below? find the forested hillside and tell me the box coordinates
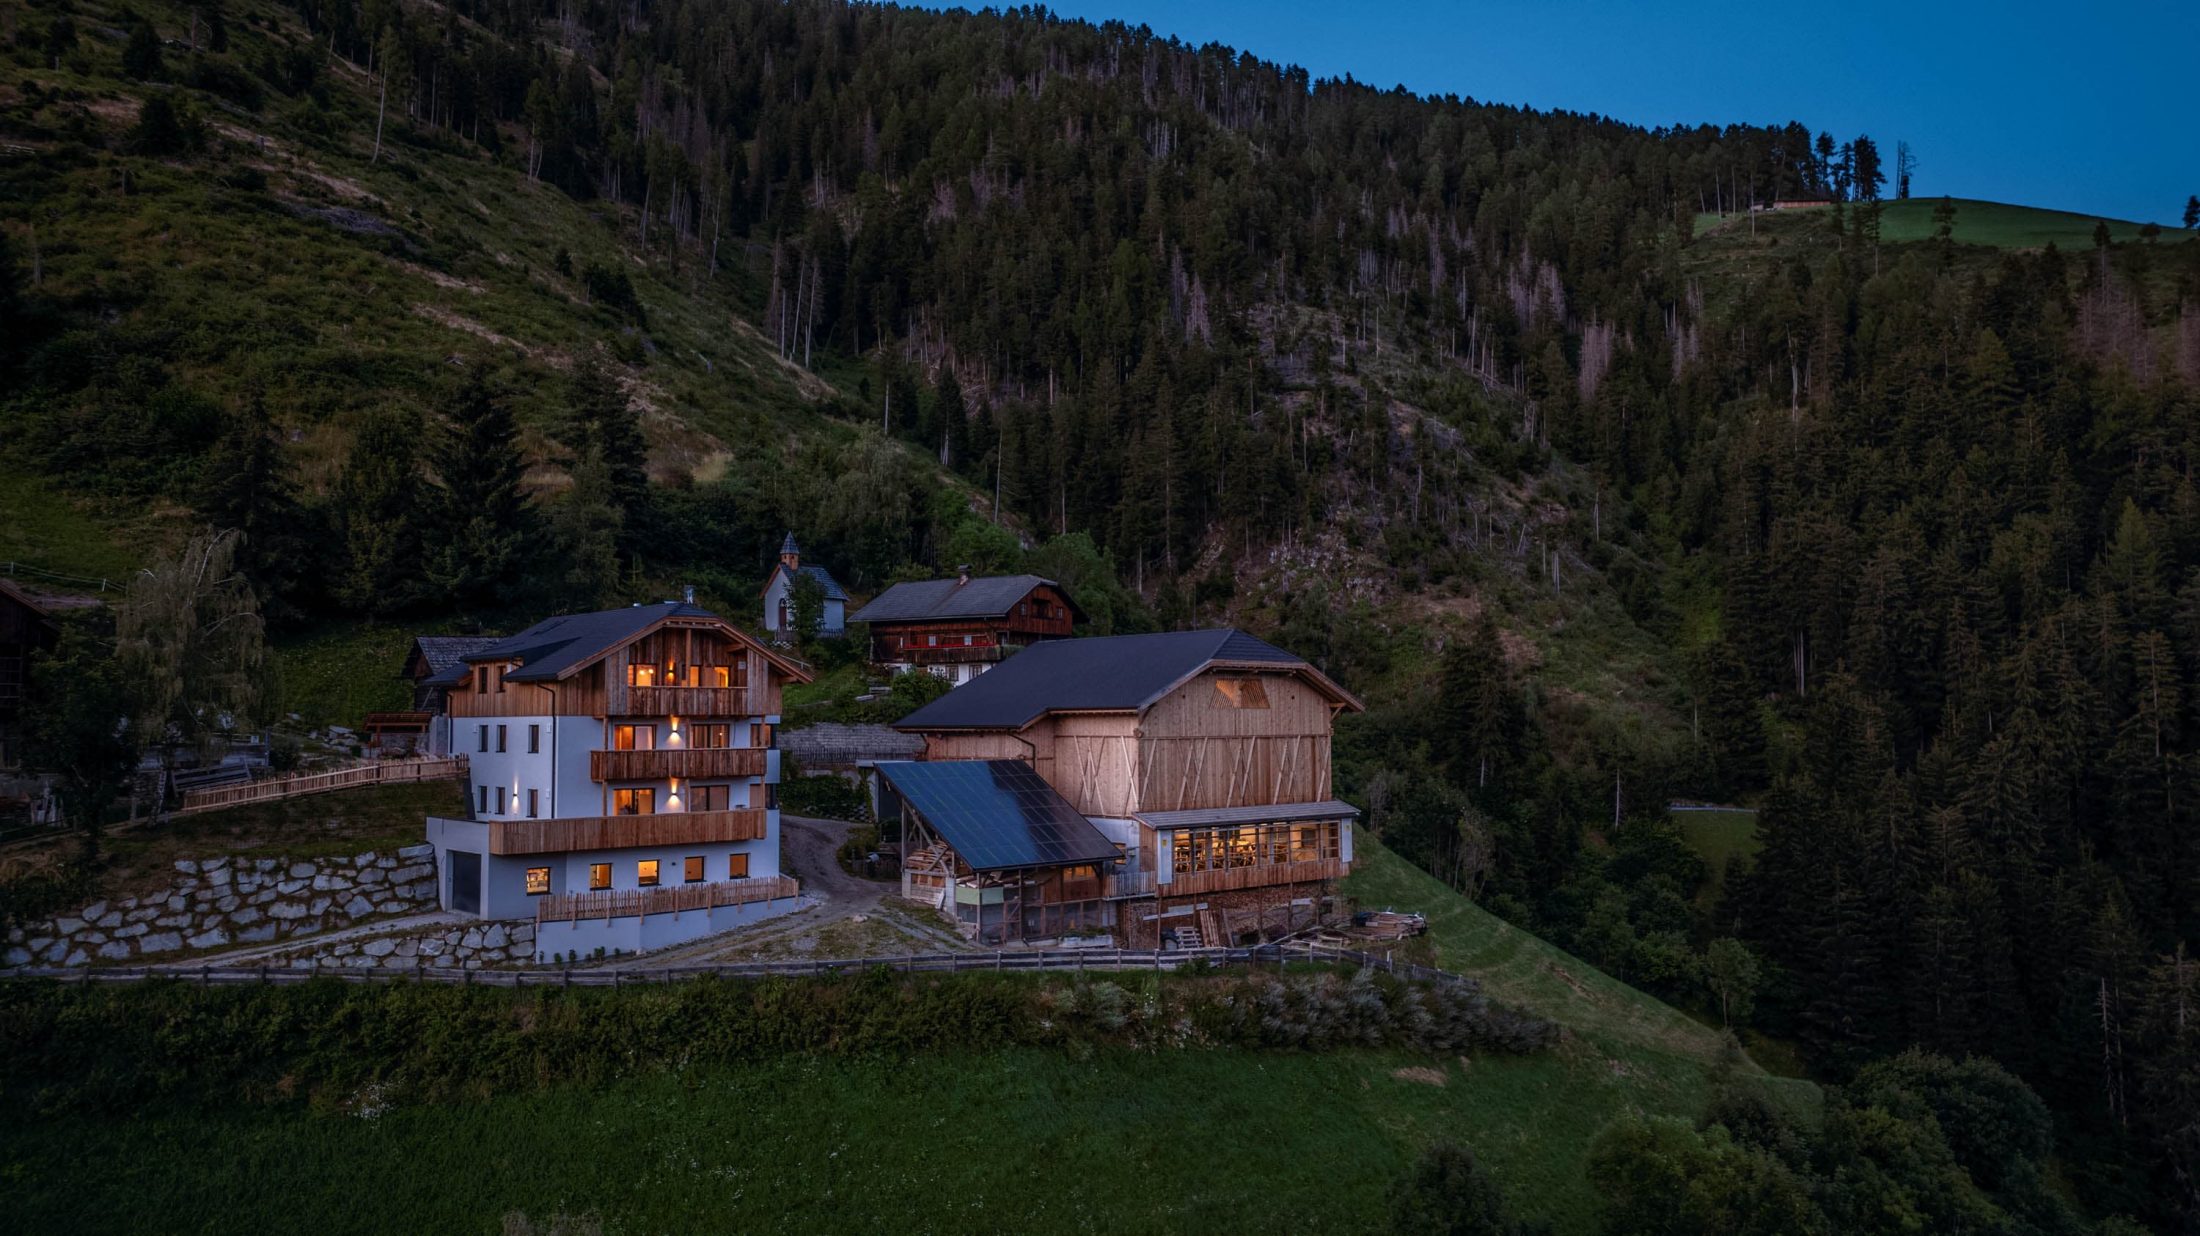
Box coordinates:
[5,0,2200,1226]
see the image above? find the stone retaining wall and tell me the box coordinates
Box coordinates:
[3,844,440,968]
[260,919,537,971]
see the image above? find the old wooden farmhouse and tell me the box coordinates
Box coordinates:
[878,628,1363,948]
[420,600,811,961]
[848,571,1079,684]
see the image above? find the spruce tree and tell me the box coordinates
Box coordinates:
[427,369,528,610]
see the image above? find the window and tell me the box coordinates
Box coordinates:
[692,724,730,749]
[477,725,489,753]
[692,783,731,812]
[494,787,506,816]
[1213,677,1271,709]
[589,863,611,890]
[524,867,550,895]
[528,724,540,754]
[474,666,488,694]
[613,788,655,815]
[526,788,539,818]
[613,725,656,752]
[726,852,751,880]
[683,856,705,883]
[765,784,778,811]
[637,859,661,887]
[627,662,659,687]
[477,785,489,814]
[494,665,505,693]
[705,664,732,688]
[748,722,766,747]
[926,634,938,647]
[496,724,508,753]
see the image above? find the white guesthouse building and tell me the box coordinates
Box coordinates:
[422,601,813,961]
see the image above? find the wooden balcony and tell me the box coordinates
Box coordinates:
[623,686,762,718]
[536,874,800,923]
[1162,857,1348,898]
[488,808,768,855]
[589,747,768,782]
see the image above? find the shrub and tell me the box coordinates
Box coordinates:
[1388,1142,1520,1236]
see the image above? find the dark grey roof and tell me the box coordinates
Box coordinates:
[876,759,1121,872]
[781,531,800,556]
[1135,800,1360,829]
[777,722,925,768]
[444,601,715,683]
[410,635,504,681]
[894,629,1308,731]
[777,563,847,602]
[848,574,1067,624]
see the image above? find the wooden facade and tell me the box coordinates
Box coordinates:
[488,808,769,855]
[588,747,769,781]
[866,582,1078,668]
[444,617,789,722]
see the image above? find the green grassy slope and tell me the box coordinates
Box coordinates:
[1696,198,2193,250]
[0,839,1806,1234]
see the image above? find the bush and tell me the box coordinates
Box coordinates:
[782,773,870,822]
[1388,1142,1521,1236]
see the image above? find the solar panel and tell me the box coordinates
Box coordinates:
[876,760,1121,872]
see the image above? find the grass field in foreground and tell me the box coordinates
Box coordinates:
[0,839,1815,1234]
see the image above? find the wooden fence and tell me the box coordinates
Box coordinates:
[535,874,801,924]
[2,942,1471,989]
[176,756,468,815]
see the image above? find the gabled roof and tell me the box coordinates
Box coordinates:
[0,577,62,627]
[777,722,925,767]
[763,561,848,602]
[849,574,1078,624]
[407,635,504,681]
[433,601,811,685]
[893,628,1362,731]
[876,759,1121,872]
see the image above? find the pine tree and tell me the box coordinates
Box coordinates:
[195,397,308,620]
[332,408,425,617]
[121,15,162,80]
[427,369,528,609]
[562,356,648,543]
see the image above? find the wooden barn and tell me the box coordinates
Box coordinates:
[849,571,1081,684]
[885,629,1364,948]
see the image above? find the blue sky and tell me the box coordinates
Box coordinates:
[909,1,2196,225]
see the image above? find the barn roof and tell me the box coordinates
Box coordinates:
[408,635,505,681]
[777,722,925,768]
[765,562,848,602]
[876,759,1120,872]
[892,629,1360,731]
[848,574,1077,624]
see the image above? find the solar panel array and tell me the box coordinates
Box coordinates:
[876,760,1122,872]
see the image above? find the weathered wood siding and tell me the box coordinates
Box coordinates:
[1133,671,1337,812]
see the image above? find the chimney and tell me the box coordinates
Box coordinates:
[956,564,971,586]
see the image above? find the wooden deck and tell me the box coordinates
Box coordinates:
[175,756,467,815]
[1163,857,1348,897]
[535,874,800,923]
[588,747,768,781]
[487,809,769,855]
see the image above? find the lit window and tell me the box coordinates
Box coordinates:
[613,725,655,752]
[637,859,660,887]
[727,852,750,879]
[589,863,611,890]
[706,664,731,687]
[1213,678,1270,709]
[627,662,659,687]
[613,788,655,815]
[525,867,550,895]
[683,856,704,883]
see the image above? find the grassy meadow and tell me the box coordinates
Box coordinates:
[0,839,1808,1234]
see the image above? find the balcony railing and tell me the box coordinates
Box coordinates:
[590,747,768,782]
[1160,857,1349,898]
[880,645,1009,665]
[624,686,761,717]
[488,808,769,855]
[535,874,800,924]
